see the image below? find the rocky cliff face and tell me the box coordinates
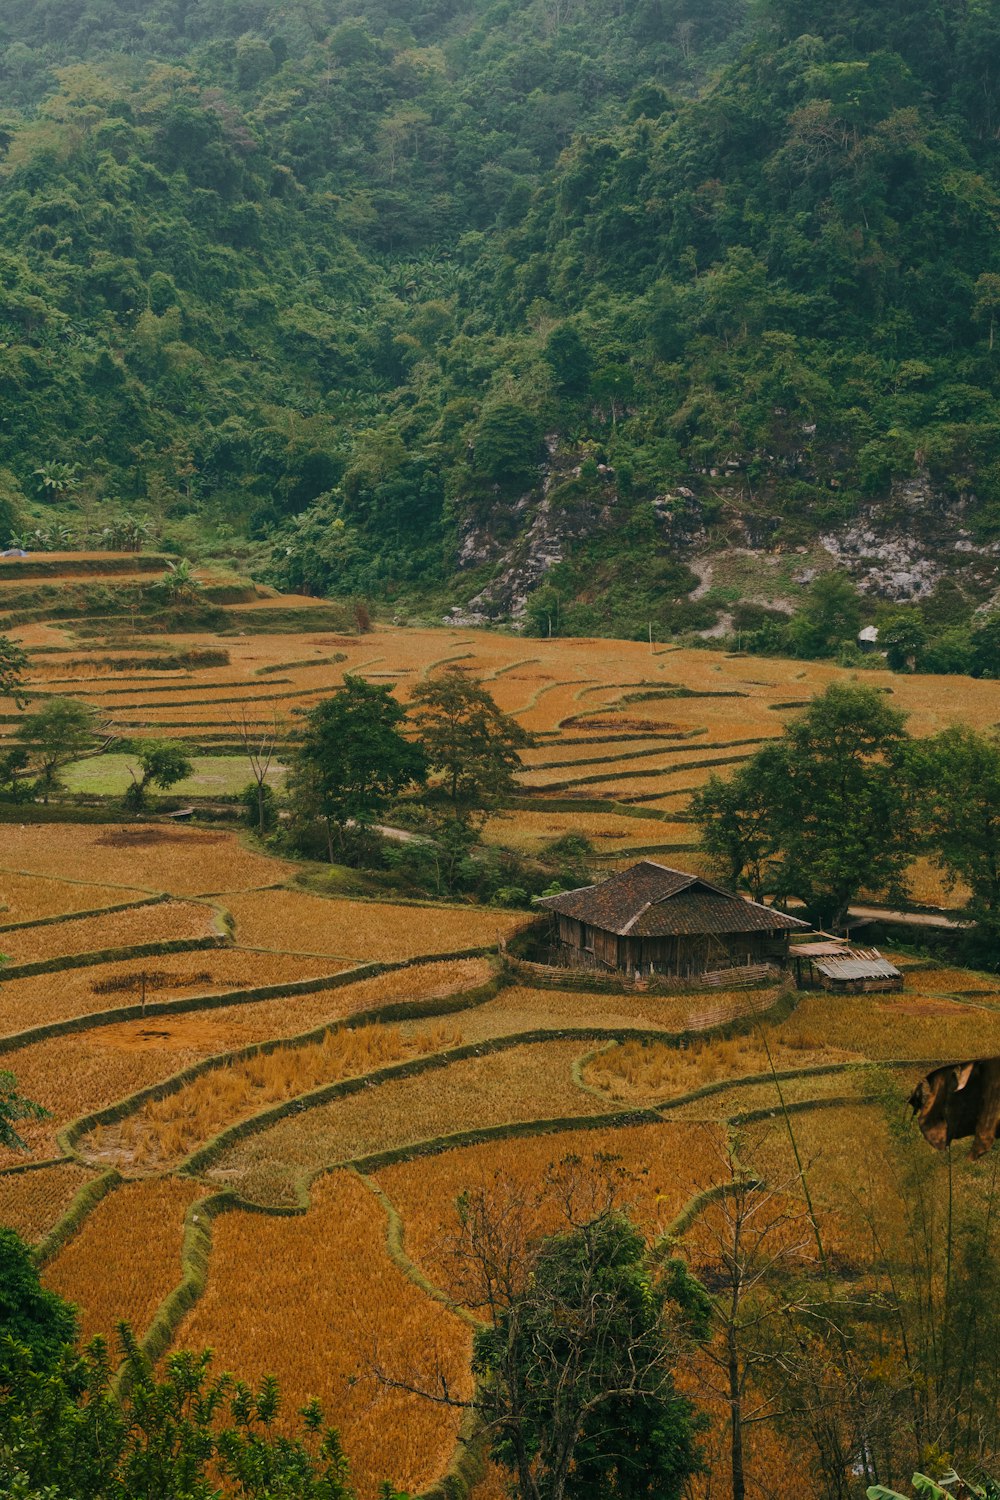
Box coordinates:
[444,446,996,630]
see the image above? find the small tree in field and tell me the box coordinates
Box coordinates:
[0,635,28,707]
[122,739,192,811]
[287,676,426,861]
[15,697,99,803]
[235,708,282,836]
[409,668,534,815]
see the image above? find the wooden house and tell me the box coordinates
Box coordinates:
[536,861,809,977]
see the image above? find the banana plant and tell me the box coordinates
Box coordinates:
[868,1473,994,1499]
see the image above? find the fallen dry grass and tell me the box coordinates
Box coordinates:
[377,1119,729,1293]
[583,1033,857,1106]
[208,1039,604,1207]
[444,983,784,1043]
[44,1176,204,1346]
[222,888,527,960]
[85,1020,463,1174]
[480,809,696,855]
[775,992,1000,1060]
[660,1066,871,1122]
[174,1170,469,1500]
[905,965,1000,995]
[0,1161,94,1243]
[0,899,216,964]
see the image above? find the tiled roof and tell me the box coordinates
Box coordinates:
[536,861,808,937]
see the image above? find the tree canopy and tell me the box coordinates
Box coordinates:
[287,676,426,860]
[409,669,534,812]
[0,0,992,634]
[692,683,916,926]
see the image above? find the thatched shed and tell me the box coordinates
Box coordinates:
[536,861,808,977]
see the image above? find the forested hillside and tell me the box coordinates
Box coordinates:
[0,0,997,637]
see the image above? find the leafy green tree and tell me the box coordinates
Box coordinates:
[0,636,28,707]
[409,669,534,813]
[543,324,593,396]
[690,751,785,900]
[15,698,99,804]
[970,613,1000,678]
[288,676,426,862]
[471,402,543,488]
[122,739,193,812]
[155,559,203,604]
[786,573,862,660]
[0,1324,358,1499]
[879,611,928,672]
[464,1196,709,1500]
[692,684,916,926]
[911,726,1000,942]
[0,1229,76,1381]
[0,1071,47,1152]
[32,462,81,498]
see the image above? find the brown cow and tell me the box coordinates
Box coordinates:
[909,1059,1000,1158]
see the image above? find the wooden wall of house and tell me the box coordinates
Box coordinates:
[553,921,790,974]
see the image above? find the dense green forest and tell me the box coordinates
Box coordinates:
[0,0,996,636]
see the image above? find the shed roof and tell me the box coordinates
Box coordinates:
[811,947,901,981]
[536,861,809,938]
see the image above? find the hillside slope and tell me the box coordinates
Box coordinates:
[0,0,996,637]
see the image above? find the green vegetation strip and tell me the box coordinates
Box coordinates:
[33,1168,122,1267]
[0,1154,70,1178]
[0,894,167,935]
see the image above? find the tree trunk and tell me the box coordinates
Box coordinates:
[728,1321,746,1500]
[325,816,334,864]
[257,780,266,835]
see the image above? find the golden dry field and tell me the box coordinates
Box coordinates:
[3,587,1000,1496]
[175,1170,470,1500]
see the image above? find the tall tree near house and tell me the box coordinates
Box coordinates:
[0,635,28,707]
[910,725,1000,945]
[14,697,99,803]
[287,675,426,861]
[409,668,534,814]
[689,749,784,901]
[691,683,916,928]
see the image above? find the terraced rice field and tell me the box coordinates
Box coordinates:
[44,1177,206,1346]
[220,887,528,960]
[0,898,217,963]
[174,1172,470,1500]
[205,1038,614,1206]
[0,1161,94,1243]
[2,598,1000,1496]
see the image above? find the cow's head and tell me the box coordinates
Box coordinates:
[909,1062,978,1150]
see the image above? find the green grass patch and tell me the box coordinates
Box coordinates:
[62,754,287,798]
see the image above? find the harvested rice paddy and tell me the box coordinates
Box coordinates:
[3,608,1000,1498]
